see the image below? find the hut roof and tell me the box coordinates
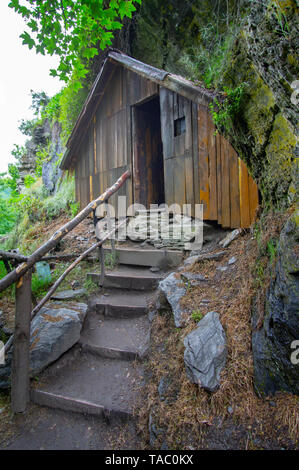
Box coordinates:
[60,49,220,170]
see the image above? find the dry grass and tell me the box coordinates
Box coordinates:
[136,219,299,449]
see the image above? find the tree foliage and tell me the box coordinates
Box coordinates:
[9,0,141,86]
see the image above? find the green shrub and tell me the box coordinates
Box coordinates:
[31,273,51,298]
[42,176,75,219]
[191,310,203,322]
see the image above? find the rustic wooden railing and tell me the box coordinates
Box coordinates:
[0,171,130,413]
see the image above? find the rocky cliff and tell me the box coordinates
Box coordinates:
[18,119,63,193]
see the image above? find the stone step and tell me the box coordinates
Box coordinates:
[91,288,150,318]
[31,350,143,420]
[103,247,183,268]
[79,311,150,360]
[87,265,163,290]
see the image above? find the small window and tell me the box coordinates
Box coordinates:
[174,116,186,137]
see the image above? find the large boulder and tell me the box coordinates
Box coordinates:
[30,302,87,376]
[0,302,87,388]
[252,213,299,396]
[158,273,186,327]
[184,311,227,392]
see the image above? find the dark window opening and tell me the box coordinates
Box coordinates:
[174,116,186,137]
[133,96,165,207]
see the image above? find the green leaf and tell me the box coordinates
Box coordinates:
[82,47,98,59]
[20,31,35,49]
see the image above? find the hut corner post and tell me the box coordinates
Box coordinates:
[11,270,32,414]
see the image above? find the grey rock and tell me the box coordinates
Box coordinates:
[228,256,237,265]
[158,376,171,402]
[50,289,87,300]
[160,441,169,450]
[252,214,299,396]
[181,272,207,284]
[149,412,164,447]
[217,266,228,272]
[42,121,63,193]
[30,303,87,376]
[227,406,234,415]
[0,349,12,390]
[219,229,241,248]
[158,273,186,327]
[150,267,160,273]
[158,375,178,404]
[184,311,227,392]
[184,255,199,267]
[0,302,88,388]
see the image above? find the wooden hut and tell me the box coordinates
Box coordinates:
[60,50,259,228]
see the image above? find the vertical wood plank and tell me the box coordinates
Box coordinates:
[216,132,222,225]
[198,105,210,219]
[229,147,241,228]
[11,270,32,413]
[207,114,217,220]
[192,103,200,210]
[174,156,186,209]
[239,158,251,228]
[221,138,231,227]
[93,116,97,174]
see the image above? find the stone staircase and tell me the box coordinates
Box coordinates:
[30,245,175,424]
[28,210,227,432]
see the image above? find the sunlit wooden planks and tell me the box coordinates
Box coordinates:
[197,106,258,228]
[239,158,251,228]
[198,104,210,219]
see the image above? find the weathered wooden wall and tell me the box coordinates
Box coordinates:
[159,88,258,227]
[74,64,158,216]
[159,88,195,217]
[197,103,259,228]
[74,66,259,228]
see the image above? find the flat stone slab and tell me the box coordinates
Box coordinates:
[184,311,227,392]
[93,288,150,318]
[80,311,150,359]
[34,350,143,416]
[87,265,163,291]
[103,247,183,269]
[51,289,87,300]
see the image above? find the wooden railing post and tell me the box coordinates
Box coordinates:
[105,201,115,262]
[11,269,32,413]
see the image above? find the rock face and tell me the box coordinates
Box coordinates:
[252,214,299,396]
[158,273,186,327]
[42,121,63,193]
[184,311,227,392]
[18,119,63,193]
[221,1,298,208]
[0,302,87,388]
